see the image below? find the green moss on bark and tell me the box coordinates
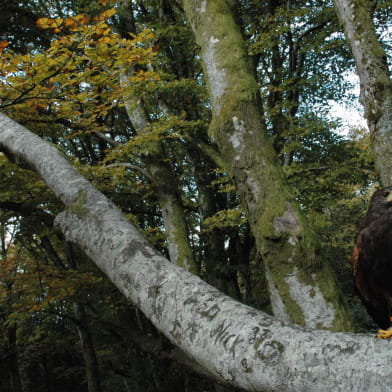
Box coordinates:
[67,189,88,217]
[183,0,355,331]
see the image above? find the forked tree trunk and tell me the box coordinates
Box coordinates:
[181,0,353,330]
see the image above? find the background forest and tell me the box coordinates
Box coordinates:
[0,0,391,391]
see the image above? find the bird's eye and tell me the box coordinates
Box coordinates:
[383,191,390,198]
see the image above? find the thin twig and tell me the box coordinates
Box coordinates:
[105,163,154,183]
[93,131,121,147]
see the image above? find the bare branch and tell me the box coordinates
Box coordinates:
[93,131,121,147]
[105,163,154,183]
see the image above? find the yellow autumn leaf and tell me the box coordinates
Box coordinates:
[50,18,64,27]
[36,17,51,29]
[94,27,108,37]
[100,8,117,19]
[75,14,90,24]
[98,36,114,44]
[95,21,109,30]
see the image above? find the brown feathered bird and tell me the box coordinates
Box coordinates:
[352,186,392,338]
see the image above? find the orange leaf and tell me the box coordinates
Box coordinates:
[48,18,63,30]
[32,103,47,111]
[0,41,9,53]
[75,14,90,24]
[64,18,76,27]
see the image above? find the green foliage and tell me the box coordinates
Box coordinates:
[0,8,159,134]
[202,209,247,232]
[285,119,375,212]
[283,121,377,330]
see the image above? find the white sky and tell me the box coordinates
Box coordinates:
[328,72,368,135]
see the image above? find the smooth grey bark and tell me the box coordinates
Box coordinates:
[120,74,198,274]
[2,114,392,392]
[181,0,353,331]
[334,0,392,185]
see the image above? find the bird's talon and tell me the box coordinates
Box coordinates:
[377,329,392,339]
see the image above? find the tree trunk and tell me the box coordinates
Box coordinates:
[120,74,198,274]
[181,0,353,330]
[186,146,230,292]
[3,236,23,392]
[7,324,23,392]
[2,112,392,392]
[334,0,392,185]
[73,302,103,392]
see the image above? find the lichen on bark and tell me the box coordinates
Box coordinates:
[120,74,198,273]
[67,189,88,217]
[334,0,392,185]
[183,0,354,331]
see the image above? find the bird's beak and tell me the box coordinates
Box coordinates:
[387,193,392,203]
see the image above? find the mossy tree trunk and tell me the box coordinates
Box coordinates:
[119,75,198,274]
[182,0,353,331]
[334,0,392,185]
[114,3,198,274]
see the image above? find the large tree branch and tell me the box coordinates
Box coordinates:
[1,113,392,391]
